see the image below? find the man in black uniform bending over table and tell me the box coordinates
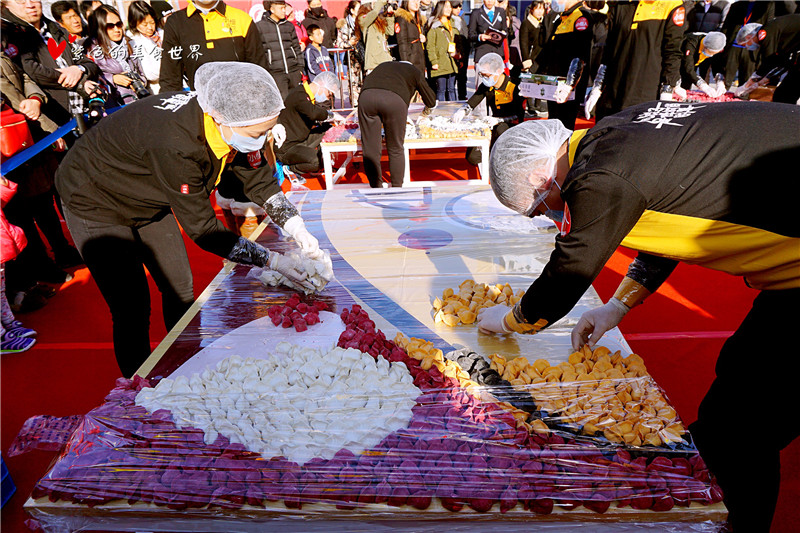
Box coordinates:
[357,61,436,188]
[55,62,323,378]
[478,104,800,533]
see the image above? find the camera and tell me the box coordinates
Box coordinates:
[383,1,398,14]
[124,71,151,100]
[75,80,108,126]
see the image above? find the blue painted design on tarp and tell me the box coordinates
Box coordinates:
[346,187,434,211]
[300,190,454,353]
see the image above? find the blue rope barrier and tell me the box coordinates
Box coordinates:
[1,105,123,175]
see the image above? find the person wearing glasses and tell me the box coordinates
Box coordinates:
[451,52,525,167]
[478,103,800,533]
[85,4,149,104]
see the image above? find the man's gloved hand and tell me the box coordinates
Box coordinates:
[452,105,469,123]
[421,106,434,117]
[554,81,572,104]
[522,59,533,70]
[672,85,687,101]
[659,87,674,101]
[476,305,512,334]
[696,80,715,98]
[283,215,322,259]
[267,251,313,288]
[711,84,727,98]
[272,124,286,149]
[570,298,629,351]
[584,87,602,119]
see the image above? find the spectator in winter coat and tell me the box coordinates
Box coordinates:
[1,0,100,125]
[468,0,510,67]
[256,0,304,98]
[686,0,729,33]
[127,1,163,95]
[85,5,149,105]
[287,5,307,50]
[450,0,469,99]
[519,0,546,70]
[305,24,334,80]
[395,0,426,75]
[426,0,459,101]
[506,5,522,67]
[302,0,338,48]
[358,0,395,72]
[50,1,85,39]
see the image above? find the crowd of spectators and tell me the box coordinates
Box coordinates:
[1,0,799,354]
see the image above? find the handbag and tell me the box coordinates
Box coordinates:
[0,105,34,158]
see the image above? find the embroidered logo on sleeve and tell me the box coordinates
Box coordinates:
[181,184,190,194]
[758,29,767,41]
[575,17,588,31]
[672,6,685,26]
[247,151,262,168]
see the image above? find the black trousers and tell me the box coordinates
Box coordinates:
[271,69,304,100]
[466,121,511,166]
[63,206,195,378]
[276,130,326,173]
[688,288,800,533]
[358,89,408,188]
[724,46,756,89]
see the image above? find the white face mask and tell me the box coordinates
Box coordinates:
[219,125,267,153]
[479,72,499,87]
[549,0,568,13]
[315,91,329,103]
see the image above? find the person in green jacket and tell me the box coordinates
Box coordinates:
[425,0,460,101]
[357,0,396,73]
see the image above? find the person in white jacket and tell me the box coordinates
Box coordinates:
[127,0,163,94]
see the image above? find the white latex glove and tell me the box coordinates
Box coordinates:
[570,298,629,351]
[672,85,687,101]
[522,59,533,70]
[696,80,715,98]
[452,108,466,123]
[476,305,512,334]
[584,87,602,119]
[272,124,286,149]
[267,251,314,289]
[659,89,674,101]
[712,84,726,98]
[283,215,322,259]
[554,81,572,104]
[332,112,346,124]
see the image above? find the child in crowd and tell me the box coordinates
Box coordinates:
[305,24,334,81]
[1,176,36,355]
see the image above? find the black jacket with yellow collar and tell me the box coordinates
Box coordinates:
[467,65,525,122]
[159,1,268,91]
[518,101,800,332]
[54,92,285,258]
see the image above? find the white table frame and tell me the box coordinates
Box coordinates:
[320,136,491,189]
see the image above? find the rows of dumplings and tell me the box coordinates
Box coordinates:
[248,250,334,295]
[135,345,419,465]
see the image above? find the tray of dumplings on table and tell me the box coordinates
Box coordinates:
[24,186,727,532]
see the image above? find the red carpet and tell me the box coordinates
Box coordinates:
[2,144,797,532]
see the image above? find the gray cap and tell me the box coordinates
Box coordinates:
[195,62,284,127]
[476,53,505,76]
[702,31,726,53]
[489,120,572,215]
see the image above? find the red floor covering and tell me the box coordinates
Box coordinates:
[2,143,798,532]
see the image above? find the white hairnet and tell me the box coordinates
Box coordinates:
[311,71,340,94]
[702,31,726,53]
[735,23,762,46]
[476,53,505,76]
[489,120,572,216]
[195,62,284,127]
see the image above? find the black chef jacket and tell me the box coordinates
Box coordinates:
[534,3,597,81]
[518,101,800,331]
[55,92,284,258]
[467,65,525,121]
[753,14,800,78]
[597,0,686,118]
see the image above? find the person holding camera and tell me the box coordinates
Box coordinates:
[358,0,396,73]
[127,1,164,95]
[86,4,149,105]
[1,0,101,126]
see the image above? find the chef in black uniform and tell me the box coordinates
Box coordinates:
[55,62,322,377]
[479,103,800,533]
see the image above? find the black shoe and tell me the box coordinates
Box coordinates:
[54,246,84,269]
[10,290,48,314]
